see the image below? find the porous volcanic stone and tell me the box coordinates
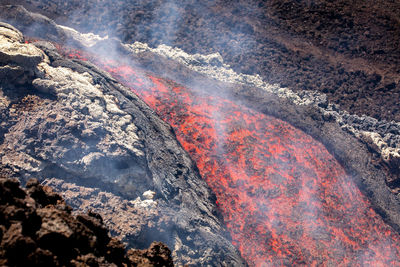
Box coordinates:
[0,177,174,266]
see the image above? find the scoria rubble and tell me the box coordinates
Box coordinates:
[0,176,174,266]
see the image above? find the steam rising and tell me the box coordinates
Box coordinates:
[57,19,400,266]
[58,25,109,47]
[3,3,400,266]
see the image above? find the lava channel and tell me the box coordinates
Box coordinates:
[65,49,400,266]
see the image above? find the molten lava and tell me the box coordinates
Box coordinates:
[64,48,400,266]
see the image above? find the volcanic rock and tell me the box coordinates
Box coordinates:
[2,0,399,122]
[2,5,399,185]
[0,176,174,266]
[0,5,66,43]
[0,22,246,266]
[2,3,400,266]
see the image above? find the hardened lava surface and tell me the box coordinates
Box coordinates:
[0,3,399,266]
[65,51,400,266]
[0,24,246,266]
[3,0,400,121]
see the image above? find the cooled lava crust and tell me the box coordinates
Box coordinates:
[0,21,247,266]
[0,177,174,266]
[1,2,400,267]
[2,0,399,121]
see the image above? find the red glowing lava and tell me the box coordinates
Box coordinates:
[64,48,400,266]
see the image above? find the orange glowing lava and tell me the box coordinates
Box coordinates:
[64,48,400,266]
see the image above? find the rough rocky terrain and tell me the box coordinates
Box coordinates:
[0,1,400,265]
[1,2,398,192]
[1,0,399,122]
[0,176,173,266]
[0,21,246,266]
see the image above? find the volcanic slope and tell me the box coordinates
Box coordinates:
[1,4,400,191]
[0,22,246,266]
[2,0,399,122]
[2,5,400,267]
[2,3,399,195]
[74,50,400,266]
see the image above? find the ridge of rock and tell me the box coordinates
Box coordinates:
[0,22,246,266]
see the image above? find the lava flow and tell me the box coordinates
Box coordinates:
[65,48,400,266]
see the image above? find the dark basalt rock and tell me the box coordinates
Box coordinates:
[0,21,246,266]
[127,242,173,266]
[0,5,66,43]
[1,0,399,122]
[2,3,400,265]
[0,177,174,266]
